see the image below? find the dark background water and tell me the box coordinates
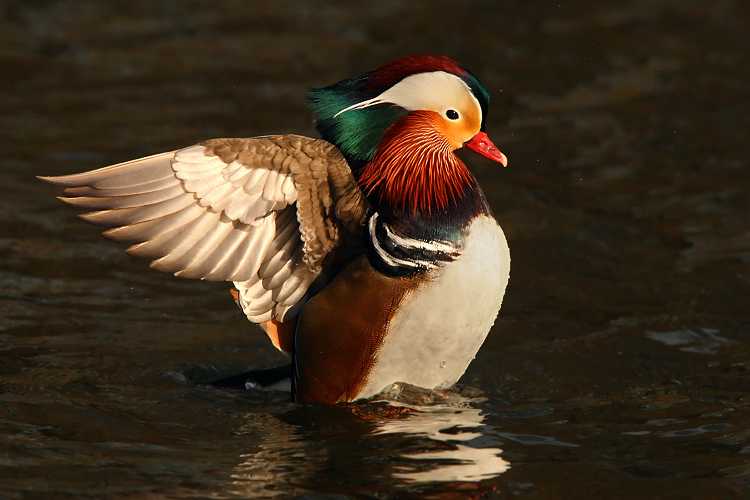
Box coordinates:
[2,0,750,498]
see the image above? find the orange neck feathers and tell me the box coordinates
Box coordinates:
[357,111,473,214]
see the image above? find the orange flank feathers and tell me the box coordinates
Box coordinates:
[259,318,296,354]
[230,289,296,354]
[358,111,472,214]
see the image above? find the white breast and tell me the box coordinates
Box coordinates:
[358,216,510,399]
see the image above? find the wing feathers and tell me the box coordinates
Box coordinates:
[272,265,307,304]
[162,215,238,278]
[127,210,222,261]
[40,152,176,189]
[40,135,371,347]
[204,216,275,281]
[240,167,269,196]
[103,203,206,246]
[79,193,196,227]
[57,184,186,210]
[259,221,301,279]
[60,176,181,198]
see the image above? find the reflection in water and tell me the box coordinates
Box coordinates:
[229,391,508,497]
[645,327,740,355]
[230,411,301,499]
[495,431,578,448]
[371,403,509,483]
[661,424,733,438]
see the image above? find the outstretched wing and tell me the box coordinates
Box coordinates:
[40,135,371,334]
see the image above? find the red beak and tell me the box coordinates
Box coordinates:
[464,132,508,167]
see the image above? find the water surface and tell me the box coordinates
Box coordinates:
[2,0,749,498]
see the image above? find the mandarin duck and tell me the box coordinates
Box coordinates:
[40,55,510,404]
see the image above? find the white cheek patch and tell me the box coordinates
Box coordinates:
[334,71,482,122]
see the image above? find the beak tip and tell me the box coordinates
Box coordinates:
[465,132,508,166]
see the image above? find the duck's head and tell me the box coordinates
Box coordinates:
[308,55,507,213]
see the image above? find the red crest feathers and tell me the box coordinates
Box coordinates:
[362,55,469,94]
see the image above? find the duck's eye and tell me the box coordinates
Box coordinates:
[446,109,459,120]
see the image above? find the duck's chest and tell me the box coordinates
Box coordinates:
[358,215,510,399]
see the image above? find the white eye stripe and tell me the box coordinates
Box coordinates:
[334,71,482,122]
